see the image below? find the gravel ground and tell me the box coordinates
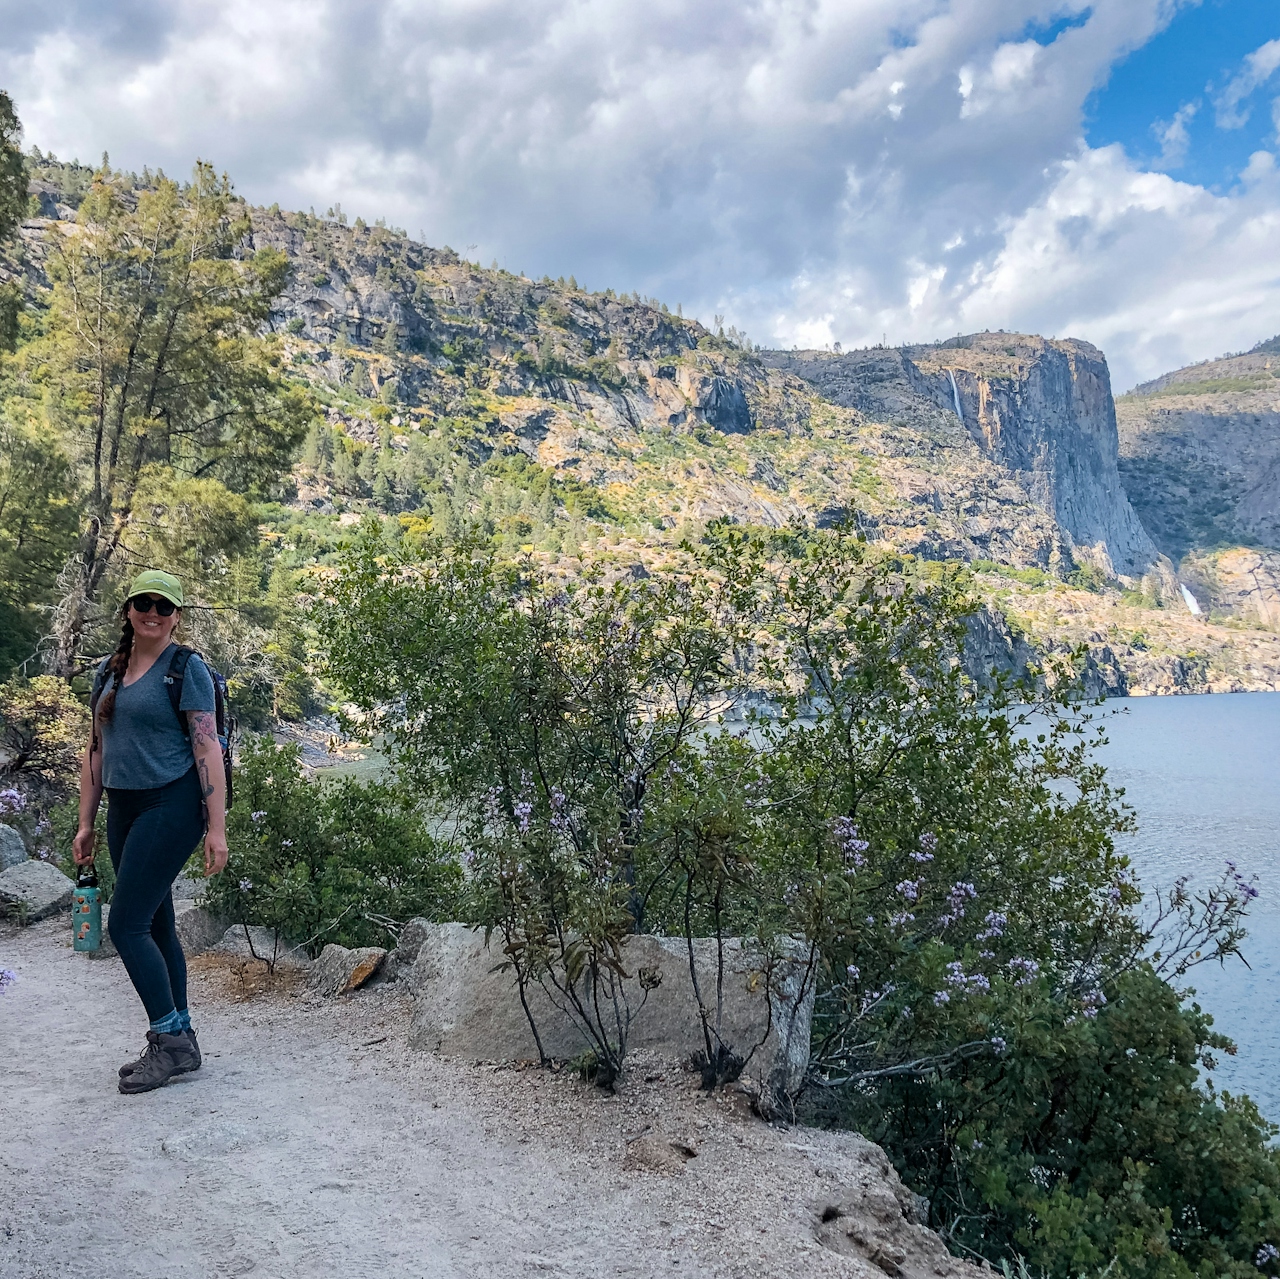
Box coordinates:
[0,916,977,1279]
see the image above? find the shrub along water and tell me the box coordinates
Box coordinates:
[316,520,1278,1276]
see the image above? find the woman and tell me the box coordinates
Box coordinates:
[73,569,229,1095]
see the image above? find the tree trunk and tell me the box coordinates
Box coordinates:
[49,516,113,679]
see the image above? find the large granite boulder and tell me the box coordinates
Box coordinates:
[171,873,205,902]
[406,924,815,1116]
[174,902,233,956]
[307,944,386,996]
[0,824,26,872]
[382,915,433,981]
[0,859,74,921]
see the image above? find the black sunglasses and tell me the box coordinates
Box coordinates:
[129,595,178,616]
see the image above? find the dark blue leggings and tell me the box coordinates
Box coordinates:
[106,768,205,1023]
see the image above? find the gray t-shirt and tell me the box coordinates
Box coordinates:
[93,644,216,791]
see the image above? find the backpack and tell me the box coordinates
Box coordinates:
[90,646,236,807]
[164,647,235,809]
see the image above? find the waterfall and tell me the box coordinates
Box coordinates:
[1180,584,1203,616]
[947,369,964,423]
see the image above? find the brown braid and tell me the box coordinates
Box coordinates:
[95,606,135,724]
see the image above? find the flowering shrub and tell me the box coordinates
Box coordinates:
[0,676,90,797]
[319,522,1279,1275]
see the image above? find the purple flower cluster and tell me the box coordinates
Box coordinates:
[895,879,921,903]
[1257,1243,1279,1266]
[0,968,17,993]
[482,785,505,830]
[1008,957,1041,988]
[938,880,978,926]
[549,789,571,835]
[911,832,938,863]
[945,961,991,995]
[1227,859,1261,902]
[977,911,1007,941]
[250,810,266,823]
[513,799,533,834]
[1080,986,1107,1019]
[0,788,26,816]
[990,1036,1007,1054]
[833,817,869,868]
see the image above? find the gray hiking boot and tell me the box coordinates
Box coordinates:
[119,1027,201,1078]
[117,1031,199,1094]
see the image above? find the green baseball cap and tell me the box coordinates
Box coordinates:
[126,569,184,608]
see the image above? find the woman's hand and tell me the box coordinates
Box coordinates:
[72,826,96,867]
[204,828,229,877]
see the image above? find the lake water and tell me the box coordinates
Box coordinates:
[1093,692,1280,1121]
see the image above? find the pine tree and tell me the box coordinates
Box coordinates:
[372,472,395,512]
[332,445,363,495]
[349,359,373,396]
[33,163,315,675]
[0,91,27,351]
[301,422,335,472]
[0,91,25,244]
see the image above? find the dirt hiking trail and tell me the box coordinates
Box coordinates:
[1,917,974,1279]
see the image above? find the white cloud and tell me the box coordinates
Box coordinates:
[1215,37,1280,129]
[1152,100,1198,168]
[963,146,1280,388]
[0,0,1276,389]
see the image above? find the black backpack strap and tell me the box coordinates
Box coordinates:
[89,661,110,757]
[164,646,196,734]
[89,663,109,718]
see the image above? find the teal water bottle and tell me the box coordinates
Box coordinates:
[73,863,101,952]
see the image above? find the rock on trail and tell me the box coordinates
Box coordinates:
[0,824,27,872]
[0,859,74,921]
[0,916,979,1279]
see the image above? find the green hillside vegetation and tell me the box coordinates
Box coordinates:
[1124,374,1280,398]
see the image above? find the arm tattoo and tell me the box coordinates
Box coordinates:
[197,756,214,801]
[188,711,218,752]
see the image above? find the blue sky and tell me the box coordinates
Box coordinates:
[1,0,1279,389]
[1087,0,1280,190]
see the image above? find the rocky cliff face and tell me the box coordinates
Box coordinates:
[1116,338,1280,561]
[769,334,1158,578]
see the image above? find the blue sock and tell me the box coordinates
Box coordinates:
[150,1009,183,1036]
[176,1008,192,1032]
